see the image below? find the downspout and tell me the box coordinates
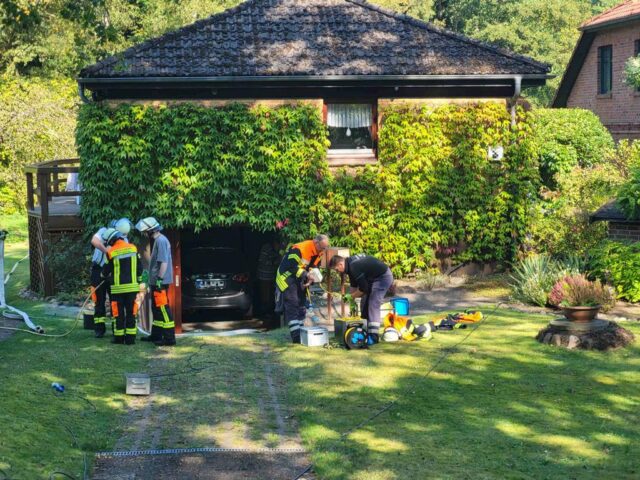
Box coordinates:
[509,76,522,127]
[78,81,91,104]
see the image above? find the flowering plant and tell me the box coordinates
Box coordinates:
[548,274,615,311]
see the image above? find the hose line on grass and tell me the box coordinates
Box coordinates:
[292,302,505,480]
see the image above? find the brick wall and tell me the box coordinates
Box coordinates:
[567,20,640,141]
[609,221,640,242]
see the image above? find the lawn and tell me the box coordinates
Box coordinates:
[1,214,639,479]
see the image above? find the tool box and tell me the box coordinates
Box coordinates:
[301,326,329,347]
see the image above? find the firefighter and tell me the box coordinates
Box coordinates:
[276,234,329,343]
[135,217,176,346]
[329,254,394,345]
[101,228,142,345]
[89,218,131,338]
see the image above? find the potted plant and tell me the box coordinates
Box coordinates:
[548,274,616,322]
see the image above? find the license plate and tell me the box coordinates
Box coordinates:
[196,279,225,289]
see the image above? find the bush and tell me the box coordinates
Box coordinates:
[548,274,616,311]
[0,77,77,213]
[589,241,640,302]
[509,254,581,306]
[617,163,640,220]
[529,109,614,190]
[44,235,91,298]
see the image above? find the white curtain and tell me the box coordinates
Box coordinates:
[327,104,372,128]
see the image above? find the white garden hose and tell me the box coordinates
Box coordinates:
[0,231,43,333]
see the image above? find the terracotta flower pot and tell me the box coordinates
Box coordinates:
[561,305,601,323]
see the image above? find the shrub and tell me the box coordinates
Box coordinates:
[548,274,616,311]
[529,109,614,190]
[44,235,91,299]
[509,254,581,306]
[589,241,640,302]
[617,163,640,220]
[416,270,450,291]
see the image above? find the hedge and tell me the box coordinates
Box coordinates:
[77,101,538,276]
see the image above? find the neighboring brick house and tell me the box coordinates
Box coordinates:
[554,0,640,140]
[591,200,640,242]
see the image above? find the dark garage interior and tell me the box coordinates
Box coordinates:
[179,226,280,327]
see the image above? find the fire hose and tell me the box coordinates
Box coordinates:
[0,230,44,333]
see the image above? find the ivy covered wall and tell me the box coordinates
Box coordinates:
[77,101,539,276]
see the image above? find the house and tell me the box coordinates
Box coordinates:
[28,0,549,330]
[591,200,640,242]
[553,0,640,140]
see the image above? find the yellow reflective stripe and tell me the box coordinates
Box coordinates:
[152,320,163,327]
[296,268,304,278]
[130,256,136,286]
[276,271,290,291]
[125,328,137,335]
[160,306,170,325]
[94,317,106,324]
[288,253,301,263]
[114,329,125,336]
[110,247,137,257]
[114,259,120,287]
[163,322,175,329]
[110,283,138,294]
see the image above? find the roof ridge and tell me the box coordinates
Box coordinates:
[81,0,258,76]
[343,0,550,72]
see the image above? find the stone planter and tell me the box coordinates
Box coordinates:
[561,305,601,323]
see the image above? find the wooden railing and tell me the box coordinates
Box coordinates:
[24,158,81,224]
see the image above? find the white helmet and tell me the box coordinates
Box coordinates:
[115,218,131,236]
[382,327,400,342]
[135,217,162,233]
[308,268,323,283]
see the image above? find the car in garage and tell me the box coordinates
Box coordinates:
[182,246,252,315]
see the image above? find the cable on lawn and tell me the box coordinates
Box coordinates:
[291,302,505,479]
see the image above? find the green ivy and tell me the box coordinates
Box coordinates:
[77,101,539,277]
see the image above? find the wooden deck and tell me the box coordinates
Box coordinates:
[28,197,83,230]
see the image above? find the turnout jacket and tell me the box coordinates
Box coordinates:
[276,240,321,292]
[345,254,389,292]
[102,239,142,294]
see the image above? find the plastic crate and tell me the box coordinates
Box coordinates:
[301,326,329,347]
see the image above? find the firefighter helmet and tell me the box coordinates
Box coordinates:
[135,217,162,233]
[114,218,131,236]
[382,327,400,342]
[101,228,123,246]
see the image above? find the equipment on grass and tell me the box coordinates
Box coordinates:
[383,312,431,341]
[344,325,367,349]
[382,327,400,342]
[434,310,483,331]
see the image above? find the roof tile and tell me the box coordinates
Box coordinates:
[80,0,549,78]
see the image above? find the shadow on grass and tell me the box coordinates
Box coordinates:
[274,310,640,480]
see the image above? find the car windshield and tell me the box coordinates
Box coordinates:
[185,248,246,274]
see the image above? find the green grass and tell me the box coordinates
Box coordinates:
[1,213,639,479]
[0,213,28,243]
[460,273,512,299]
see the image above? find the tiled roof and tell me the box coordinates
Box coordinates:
[591,200,632,222]
[80,0,549,78]
[582,0,640,30]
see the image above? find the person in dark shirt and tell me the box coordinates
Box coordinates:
[329,254,394,344]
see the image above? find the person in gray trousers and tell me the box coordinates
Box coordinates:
[329,254,394,345]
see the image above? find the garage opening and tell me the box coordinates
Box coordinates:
[179,227,281,329]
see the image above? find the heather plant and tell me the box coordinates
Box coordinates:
[548,274,616,311]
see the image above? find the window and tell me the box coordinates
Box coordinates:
[598,45,612,95]
[326,103,375,153]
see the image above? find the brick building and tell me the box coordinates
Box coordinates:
[554,1,640,140]
[591,200,640,242]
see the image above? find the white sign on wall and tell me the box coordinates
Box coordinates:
[488,146,504,162]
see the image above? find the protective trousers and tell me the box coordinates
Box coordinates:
[283,279,306,343]
[91,263,109,337]
[110,291,137,344]
[361,268,394,342]
[151,285,176,345]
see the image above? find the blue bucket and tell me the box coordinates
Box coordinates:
[391,297,410,316]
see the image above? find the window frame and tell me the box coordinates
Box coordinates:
[598,44,613,97]
[323,100,378,166]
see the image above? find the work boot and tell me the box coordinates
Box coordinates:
[154,329,176,347]
[124,334,136,345]
[94,323,106,338]
[111,336,125,345]
[141,325,162,342]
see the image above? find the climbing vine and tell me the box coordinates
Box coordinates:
[77,101,539,276]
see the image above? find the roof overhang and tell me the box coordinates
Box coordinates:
[552,31,596,108]
[580,13,640,32]
[78,74,552,102]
